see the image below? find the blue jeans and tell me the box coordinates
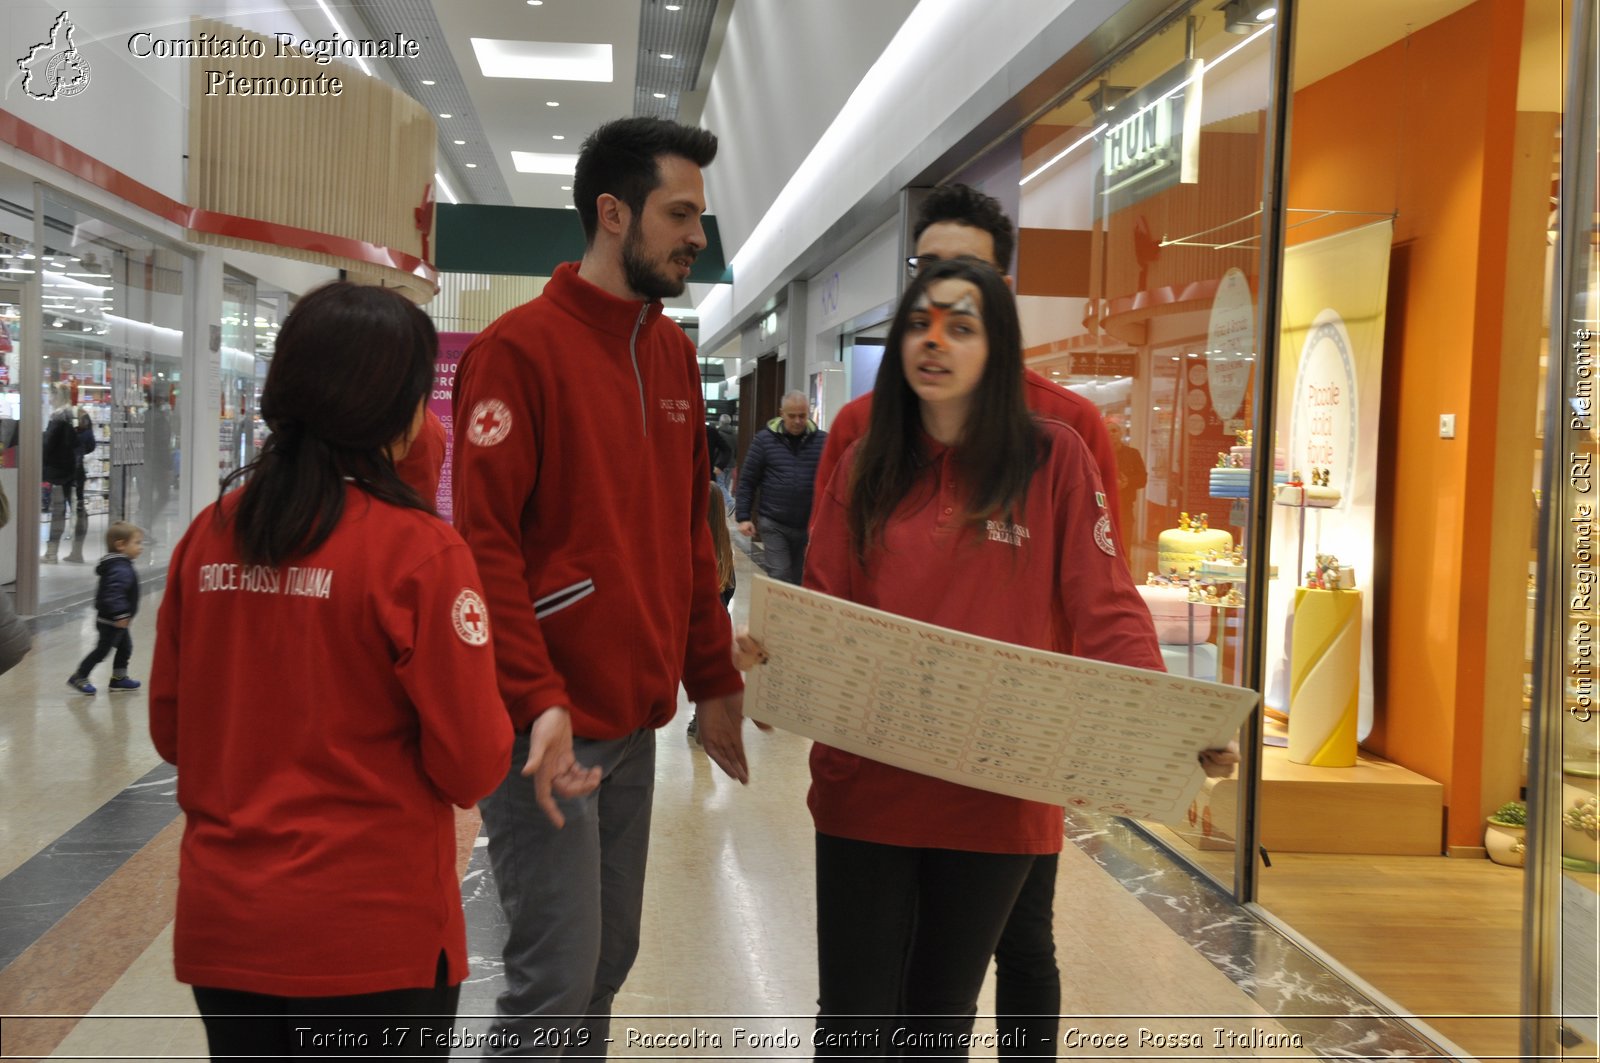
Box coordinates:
[479,728,656,1056]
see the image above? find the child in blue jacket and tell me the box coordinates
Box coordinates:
[67,521,143,695]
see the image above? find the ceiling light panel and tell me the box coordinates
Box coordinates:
[634,0,717,119]
[348,0,511,205]
[511,152,580,175]
[471,39,614,82]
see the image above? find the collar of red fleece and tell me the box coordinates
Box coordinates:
[546,261,667,340]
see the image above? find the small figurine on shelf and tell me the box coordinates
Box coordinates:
[1215,451,1231,469]
[1315,553,1343,590]
[1237,428,1253,449]
[1305,568,1322,589]
[1223,587,1245,607]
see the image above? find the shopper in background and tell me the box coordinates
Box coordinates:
[452,116,748,1054]
[65,520,143,696]
[707,419,734,511]
[0,480,31,677]
[811,182,1125,1057]
[148,281,518,1060]
[65,409,97,562]
[742,259,1230,1058]
[41,383,76,564]
[735,390,826,584]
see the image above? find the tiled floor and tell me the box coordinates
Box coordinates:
[0,544,1464,1061]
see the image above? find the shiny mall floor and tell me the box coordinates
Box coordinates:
[0,547,1471,1061]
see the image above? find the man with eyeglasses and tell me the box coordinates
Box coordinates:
[812,182,1123,1060]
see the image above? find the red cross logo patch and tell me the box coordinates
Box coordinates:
[466,399,512,447]
[452,588,491,646]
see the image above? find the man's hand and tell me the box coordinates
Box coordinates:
[737,521,755,538]
[696,692,762,784]
[522,706,602,828]
[1199,739,1240,779]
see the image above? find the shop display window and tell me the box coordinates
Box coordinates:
[15,191,193,610]
[991,1,1275,843]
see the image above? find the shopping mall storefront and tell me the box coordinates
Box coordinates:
[818,0,1595,1055]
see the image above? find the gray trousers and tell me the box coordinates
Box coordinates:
[756,515,808,585]
[480,727,656,1057]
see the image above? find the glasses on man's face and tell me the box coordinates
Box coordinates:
[905,253,990,278]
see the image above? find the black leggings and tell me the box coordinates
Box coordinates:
[193,950,459,1061]
[994,853,1061,1058]
[814,832,1036,1060]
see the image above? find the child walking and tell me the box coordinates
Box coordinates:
[67,521,143,695]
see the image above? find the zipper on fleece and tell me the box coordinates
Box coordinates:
[629,305,649,436]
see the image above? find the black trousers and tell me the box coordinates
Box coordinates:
[814,832,1036,1060]
[74,624,131,680]
[993,854,1061,1058]
[193,950,459,1061]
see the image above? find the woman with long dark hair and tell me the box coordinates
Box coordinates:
[753,259,1233,1057]
[149,282,525,1060]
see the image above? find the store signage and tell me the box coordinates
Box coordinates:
[1287,309,1358,499]
[1095,59,1202,220]
[1206,268,1255,421]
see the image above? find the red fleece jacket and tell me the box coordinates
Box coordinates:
[453,262,743,737]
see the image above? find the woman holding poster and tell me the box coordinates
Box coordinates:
[737,259,1236,1059]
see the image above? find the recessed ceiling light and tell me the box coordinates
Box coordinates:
[564,204,575,210]
[466,163,478,168]
[471,38,613,82]
[660,53,674,59]
[453,139,466,145]
[560,185,571,190]
[653,92,666,99]
[511,151,579,175]
[665,3,682,8]
[421,79,436,85]
[527,0,543,5]
[552,134,565,140]
[546,100,560,107]
[439,112,452,118]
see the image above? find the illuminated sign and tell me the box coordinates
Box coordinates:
[1095,59,1202,219]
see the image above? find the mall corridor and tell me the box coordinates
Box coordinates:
[0,548,1466,1062]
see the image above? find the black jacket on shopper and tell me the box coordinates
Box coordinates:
[42,410,77,485]
[735,417,827,530]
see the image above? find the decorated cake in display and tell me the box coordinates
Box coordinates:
[1208,430,1290,498]
[1274,467,1342,508]
[1136,580,1213,643]
[1157,512,1232,577]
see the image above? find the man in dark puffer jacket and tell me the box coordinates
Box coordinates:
[735,391,826,584]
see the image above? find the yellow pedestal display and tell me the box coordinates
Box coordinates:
[1288,587,1361,767]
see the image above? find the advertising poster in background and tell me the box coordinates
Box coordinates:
[432,332,475,523]
[1265,222,1393,737]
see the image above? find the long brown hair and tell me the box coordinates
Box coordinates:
[707,481,734,592]
[219,282,434,566]
[847,258,1040,565]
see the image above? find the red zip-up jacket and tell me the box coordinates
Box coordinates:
[453,262,743,737]
[804,422,1164,854]
[150,488,513,995]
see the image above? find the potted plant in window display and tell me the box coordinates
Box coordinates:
[1484,801,1528,868]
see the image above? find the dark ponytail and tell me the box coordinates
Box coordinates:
[219,282,436,566]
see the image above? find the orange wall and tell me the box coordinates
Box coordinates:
[1287,0,1524,848]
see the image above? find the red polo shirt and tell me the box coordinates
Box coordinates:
[803,422,1163,854]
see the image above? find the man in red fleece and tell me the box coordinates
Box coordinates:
[452,117,748,1053]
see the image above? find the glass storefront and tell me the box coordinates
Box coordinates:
[934,0,1588,1055]
[219,270,286,483]
[3,187,194,613]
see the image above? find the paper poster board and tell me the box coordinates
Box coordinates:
[743,577,1257,823]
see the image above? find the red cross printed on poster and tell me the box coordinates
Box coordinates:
[466,398,512,448]
[452,588,491,646]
